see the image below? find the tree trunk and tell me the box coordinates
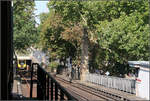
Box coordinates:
[80,26,89,81]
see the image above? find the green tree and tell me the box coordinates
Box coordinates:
[13,0,38,53]
[48,1,102,80]
[88,0,149,76]
[96,12,149,76]
[39,11,76,67]
[39,0,149,78]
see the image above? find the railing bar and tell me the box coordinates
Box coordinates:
[55,83,58,100]
[30,63,34,98]
[60,90,65,100]
[38,64,77,100]
[37,65,43,100]
[43,72,46,100]
[46,76,49,100]
[35,63,76,100]
[51,79,53,100]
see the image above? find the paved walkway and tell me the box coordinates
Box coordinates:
[12,75,37,100]
[12,77,23,99]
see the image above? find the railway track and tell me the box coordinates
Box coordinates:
[55,76,129,101]
[55,77,103,101]
[15,71,129,100]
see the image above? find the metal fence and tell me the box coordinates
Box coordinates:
[30,63,77,100]
[85,73,136,94]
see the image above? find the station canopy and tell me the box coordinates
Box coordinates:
[17,55,31,60]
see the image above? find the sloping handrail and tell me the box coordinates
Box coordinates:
[30,63,77,100]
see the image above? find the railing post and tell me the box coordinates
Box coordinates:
[46,76,49,100]
[41,71,46,99]
[55,83,58,100]
[60,90,65,100]
[36,63,76,100]
[51,79,53,100]
[37,65,43,100]
[30,63,34,98]
[37,64,40,99]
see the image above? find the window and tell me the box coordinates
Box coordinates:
[19,60,25,65]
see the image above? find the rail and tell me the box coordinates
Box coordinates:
[85,73,136,94]
[30,63,77,100]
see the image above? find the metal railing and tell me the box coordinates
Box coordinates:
[85,73,136,94]
[30,63,77,100]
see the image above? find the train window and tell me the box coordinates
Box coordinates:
[19,60,25,65]
[135,68,139,77]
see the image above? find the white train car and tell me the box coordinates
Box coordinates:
[128,61,150,100]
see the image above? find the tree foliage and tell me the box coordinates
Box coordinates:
[39,11,76,65]
[39,0,149,77]
[96,12,149,76]
[13,0,38,52]
[47,2,99,76]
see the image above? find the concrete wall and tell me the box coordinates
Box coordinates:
[136,69,149,100]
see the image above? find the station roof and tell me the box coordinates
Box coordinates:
[128,61,150,69]
[17,56,31,60]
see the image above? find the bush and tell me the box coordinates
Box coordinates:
[48,61,59,72]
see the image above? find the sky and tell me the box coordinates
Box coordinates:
[34,1,49,26]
